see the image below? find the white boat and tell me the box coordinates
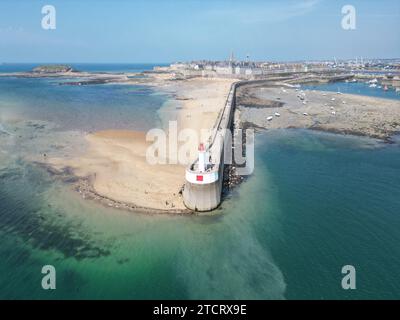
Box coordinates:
[274,112,281,117]
[331,98,336,101]
[303,112,308,116]
[369,78,378,84]
[369,83,377,88]
[331,111,336,115]
[267,116,273,121]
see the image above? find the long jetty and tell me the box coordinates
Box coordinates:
[182,82,239,211]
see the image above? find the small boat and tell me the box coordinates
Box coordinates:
[303,112,308,116]
[331,98,336,101]
[331,111,336,115]
[342,101,346,104]
[274,112,281,117]
[369,83,377,88]
[267,116,273,121]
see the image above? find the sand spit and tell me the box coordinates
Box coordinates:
[45,77,236,213]
[28,70,400,214]
[48,130,186,212]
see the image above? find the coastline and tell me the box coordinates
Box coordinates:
[42,75,237,213]
[2,69,399,214]
[236,82,400,141]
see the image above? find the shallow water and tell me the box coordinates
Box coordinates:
[0,63,165,74]
[0,77,166,132]
[1,128,400,299]
[0,73,400,299]
[303,81,400,100]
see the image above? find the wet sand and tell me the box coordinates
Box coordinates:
[48,130,186,211]
[237,84,400,141]
[46,77,237,212]
[33,71,400,213]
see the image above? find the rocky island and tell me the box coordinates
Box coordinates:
[32,64,74,74]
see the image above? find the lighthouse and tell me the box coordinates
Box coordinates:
[198,143,207,172]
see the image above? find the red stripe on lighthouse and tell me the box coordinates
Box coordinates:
[196,175,203,182]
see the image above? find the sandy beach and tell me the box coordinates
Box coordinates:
[46,76,237,212]
[36,72,400,213]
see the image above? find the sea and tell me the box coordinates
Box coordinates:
[0,64,399,299]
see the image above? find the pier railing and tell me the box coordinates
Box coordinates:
[187,80,239,175]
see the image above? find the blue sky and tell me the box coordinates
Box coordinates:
[0,0,399,63]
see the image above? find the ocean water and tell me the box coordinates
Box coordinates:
[0,75,400,299]
[0,77,165,132]
[0,63,165,73]
[303,81,400,100]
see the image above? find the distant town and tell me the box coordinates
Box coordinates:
[155,54,400,85]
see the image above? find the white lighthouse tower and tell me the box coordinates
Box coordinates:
[198,143,206,172]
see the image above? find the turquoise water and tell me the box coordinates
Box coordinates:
[0,77,165,132]
[1,74,400,299]
[303,81,400,100]
[0,63,166,73]
[1,129,399,299]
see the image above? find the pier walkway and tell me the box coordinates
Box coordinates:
[182,82,238,211]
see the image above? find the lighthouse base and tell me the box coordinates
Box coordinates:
[182,178,222,212]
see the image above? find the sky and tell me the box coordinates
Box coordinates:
[0,0,399,63]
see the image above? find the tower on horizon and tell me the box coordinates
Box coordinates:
[229,51,235,65]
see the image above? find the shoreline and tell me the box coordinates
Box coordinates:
[41,76,237,214]
[236,82,400,141]
[3,69,399,214]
